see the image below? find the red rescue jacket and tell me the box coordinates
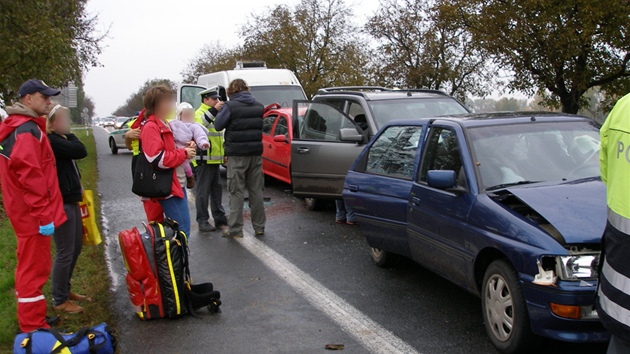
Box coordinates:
[0,104,67,236]
[140,115,187,199]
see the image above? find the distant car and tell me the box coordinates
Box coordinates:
[262,104,294,184]
[102,117,116,128]
[291,87,469,209]
[343,112,608,353]
[108,117,133,154]
[114,116,129,130]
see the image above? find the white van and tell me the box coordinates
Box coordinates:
[178,61,307,110]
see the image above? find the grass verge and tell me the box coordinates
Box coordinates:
[0,128,114,352]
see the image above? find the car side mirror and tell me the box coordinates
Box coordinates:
[427,170,457,190]
[339,128,364,143]
[273,134,289,143]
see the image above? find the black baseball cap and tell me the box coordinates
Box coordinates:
[18,79,61,98]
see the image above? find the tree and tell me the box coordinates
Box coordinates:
[448,0,630,113]
[181,42,242,84]
[366,0,493,102]
[0,0,106,102]
[240,0,370,97]
[113,79,176,117]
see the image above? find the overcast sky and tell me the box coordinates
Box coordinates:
[84,0,381,117]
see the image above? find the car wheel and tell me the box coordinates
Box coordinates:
[370,247,395,267]
[481,259,538,354]
[305,197,320,211]
[109,138,118,155]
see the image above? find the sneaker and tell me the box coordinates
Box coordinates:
[53,300,84,314]
[199,222,216,232]
[335,219,346,224]
[222,230,243,238]
[69,291,93,302]
[346,220,359,226]
[255,229,265,236]
[46,315,60,327]
[217,225,229,232]
[186,176,195,189]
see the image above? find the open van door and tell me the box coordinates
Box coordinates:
[290,101,367,209]
[178,84,206,108]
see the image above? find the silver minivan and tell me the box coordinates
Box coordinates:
[291,87,468,209]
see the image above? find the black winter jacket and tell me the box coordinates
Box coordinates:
[48,132,87,204]
[215,92,264,156]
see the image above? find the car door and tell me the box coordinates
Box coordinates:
[178,84,206,109]
[262,114,278,177]
[344,124,425,257]
[291,101,366,198]
[407,122,476,286]
[272,114,292,183]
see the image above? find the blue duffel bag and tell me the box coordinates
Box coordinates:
[13,323,116,354]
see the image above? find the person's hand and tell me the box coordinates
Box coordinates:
[39,222,54,236]
[185,147,196,159]
[223,156,228,164]
[215,101,225,110]
[201,143,210,150]
[186,141,197,149]
[125,128,141,140]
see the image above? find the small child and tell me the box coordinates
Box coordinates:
[170,102,210,189]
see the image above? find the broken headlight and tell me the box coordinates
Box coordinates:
[555,254,599,280]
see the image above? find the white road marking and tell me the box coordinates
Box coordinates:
[237,233,421,354]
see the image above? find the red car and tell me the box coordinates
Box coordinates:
[262,104,293,184]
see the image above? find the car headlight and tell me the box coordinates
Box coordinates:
[555,254,599,280]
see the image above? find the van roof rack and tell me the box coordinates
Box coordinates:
[234,61,267,70]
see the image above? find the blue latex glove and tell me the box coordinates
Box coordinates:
[39,222,54,236]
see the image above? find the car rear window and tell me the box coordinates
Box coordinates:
[368,98,468,128]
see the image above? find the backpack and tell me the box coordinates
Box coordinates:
[14,323,116,354]
[118,218,221,320]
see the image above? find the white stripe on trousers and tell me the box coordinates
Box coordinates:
[17,295,45,303]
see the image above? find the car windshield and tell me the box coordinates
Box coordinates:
[467,121,601,190]
[250,86,307,108]
[117,117,127,123]
[368,98,468,128]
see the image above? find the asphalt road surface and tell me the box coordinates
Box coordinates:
[93,127,607,354]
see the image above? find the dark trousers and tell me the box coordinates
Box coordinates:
[52,203,83,306]
[195,163,227,226]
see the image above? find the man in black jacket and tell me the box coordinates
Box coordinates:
[47,104,89,313]
[215,79,266,237]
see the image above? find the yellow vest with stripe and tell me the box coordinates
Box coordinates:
[194,103,224,165]
[600,92,630,225]
[127,118,140,156]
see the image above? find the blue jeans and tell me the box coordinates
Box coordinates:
[159,188,191,237]
[335,199,356,222]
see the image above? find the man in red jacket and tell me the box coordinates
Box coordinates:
[0,79,67,332]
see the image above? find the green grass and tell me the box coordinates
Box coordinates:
[0,128,114,352]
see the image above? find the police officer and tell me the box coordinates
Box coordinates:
[598,92,630,353]
[194,87,228,232]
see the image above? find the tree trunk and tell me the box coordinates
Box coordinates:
[560,93,581,114]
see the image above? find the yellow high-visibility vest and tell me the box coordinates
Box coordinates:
[194,103,224,165]
[127,118,140,156]
[601,92,630,228]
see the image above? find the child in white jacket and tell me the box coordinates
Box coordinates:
[170,102,209,188]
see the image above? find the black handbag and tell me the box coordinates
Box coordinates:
[132,136,173,198]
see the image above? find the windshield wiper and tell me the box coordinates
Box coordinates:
[486,180,542,191]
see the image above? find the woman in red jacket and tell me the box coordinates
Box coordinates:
[140,86,196,236]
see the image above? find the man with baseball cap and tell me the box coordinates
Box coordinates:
[193,86,228,232]
[0,79,67,332]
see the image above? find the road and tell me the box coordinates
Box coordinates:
[93,127,607,353]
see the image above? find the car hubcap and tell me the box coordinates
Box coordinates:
[485,274,514,342]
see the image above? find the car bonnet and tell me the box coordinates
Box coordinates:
[505,179,606,244]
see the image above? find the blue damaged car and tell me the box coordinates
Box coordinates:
[342,112,609,353]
